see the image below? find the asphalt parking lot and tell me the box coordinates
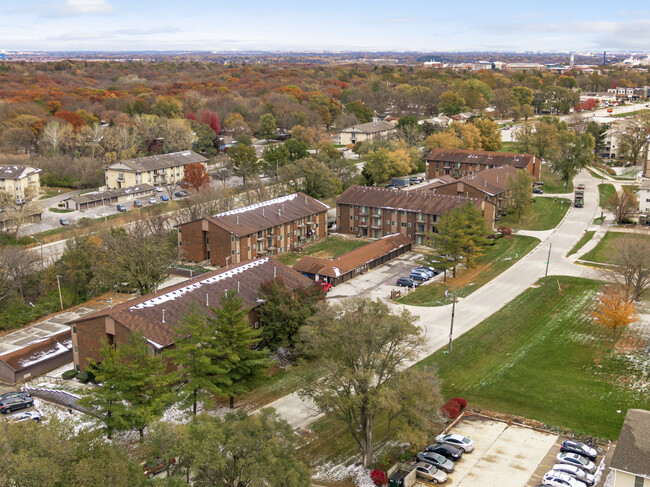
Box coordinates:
[440,415,558,487]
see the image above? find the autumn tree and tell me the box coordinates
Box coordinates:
[362,144,419,184]
[468,117,502,151]
[284,138,309,161]
[181,162,211,193]
[438,90,465,115]
[551,131,594,189]
[515,117,564,161]
[299,297,442,468]
[617,113,650,166]
[257,113,278,140]
[507,170,533,224]
[228,143,260,186]
[610,235,650,301]
[592,286,638,340]
[153,96,183,119]
[607,188,637,224]
[279,157,342,200]
[345,100,374,123]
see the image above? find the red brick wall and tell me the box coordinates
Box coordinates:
[178,220,206,262]
[72,317,131,372]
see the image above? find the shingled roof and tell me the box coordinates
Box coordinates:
[69,184,154,204]
[336,185,485,214]
[70,258,311,349]
[610,409,650,477]
[426,148,536,170]
[294,234,411,278]
[203,193,329,237]
[0,165,41,180]
[0,330,71,372]
[340,121,396,134]
[107,150,207,172]
[421,165,518,196]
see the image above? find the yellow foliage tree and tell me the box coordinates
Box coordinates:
[592,287,638,340]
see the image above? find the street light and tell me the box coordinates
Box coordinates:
[448,287,456,354]
[56,275,63,311]
[30,235,43,267]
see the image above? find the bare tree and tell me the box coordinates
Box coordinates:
[41,121,64,153]
[607,188,637,224]
[617,113,650,166]
[0,246,38,301]
[611,235,650,301]
[0,187,41,239]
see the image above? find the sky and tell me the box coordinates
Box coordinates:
[2,0,650,52]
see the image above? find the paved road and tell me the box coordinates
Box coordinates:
[262,168,604,429]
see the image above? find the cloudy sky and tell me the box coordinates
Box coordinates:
[2,0,650,52]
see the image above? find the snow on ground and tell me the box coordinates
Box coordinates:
[314,462,375,487]
[32,397,98,434]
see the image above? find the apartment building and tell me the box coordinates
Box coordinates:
[339,120,396,145]
[426,148,540,181]
[0,165,41,200]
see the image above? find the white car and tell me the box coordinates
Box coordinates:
[543,470,587,487]
[550,464,595,486]
[9,410,42,423]
[148,197,157,204]
[435,433,474,452]
[154,187,164,192]
[414,461,447,484]
[556,453,595,473]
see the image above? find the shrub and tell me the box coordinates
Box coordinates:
[370,470,388,486]
[606,167,616,175]
[450,397,467,411]
[440,401,460,420]
[77,371,90,383]
[61,369,78,380]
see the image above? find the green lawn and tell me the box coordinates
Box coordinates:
[541,165,573,194]
[274,236,368,267]
[593,216,605,225]
[567,231,595,257]
[417,276,649,439]
[580,231,650,264]
[500,141,519,153]
[598,184,616,207]
[399,235,540,306]
[611,109,650,118]
[497,197,571,231]
[49,207,74,213]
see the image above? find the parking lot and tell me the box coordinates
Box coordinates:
[440,415,559,487]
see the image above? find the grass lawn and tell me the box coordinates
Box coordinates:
[416,276,649,439]
[274,236,368,267]
[541,165,573,194]
[623,185,640,194]
[500,141,519,153]
[593,216,605,225]
[580,231,650,264]
[399,235,540,307]
[567,231,595,257]
[49,207,74,213]
[598,184,616,207]
[497,197,570,231]
[611,109,650,118]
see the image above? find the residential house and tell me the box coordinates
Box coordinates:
[63,184,155,211]
[178,193,329,267]
[0,165,41,200]
[609,409,650,486]
[104,150,207,189]
[294,234,412,286]
[420,165,519,216]
[0,206,42,231]
[336,185,495,245]
[0,331,72,384]
[638,180,650,213]
[426,148,540,181]
[69,258,311,372]
[338,120,396,146]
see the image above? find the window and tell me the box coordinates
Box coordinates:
[72,325,77,334]
[74,345,78,353]
[408,223,412,228]
[350,215,353,220]
[634,477,644,487]
[401,222,406,227]
[392,221,396,226]
[231,236,234,242]
[254,322,260,329]
[178,228,181,234]
[205,237,209,244]
[76,364,80,372]
[386,219,390,224]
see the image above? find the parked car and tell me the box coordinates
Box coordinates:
[543,470,587,487]
[415,266,437,278]
[560,440,597,461]
[316,281,332,292]
[59,218,70,226]
[550,464,595,486]
[415,451,454,473]
[142,458,176,478]
[385,184,400,190]
[435,433,474,452]
[410,176,424,184]
[174,190,189,197]
[0,392,31,402]
[577,184,585,190]
[414,461,448,484]
[9,411,42,423]
[154,187,164,192]
[133,200,143,208]
[160,195,169,202]
[148,197,156,204]
[0,395,34,414]
[116,204,127,212]
[396,277,420,287]
[410,269,430,281]
[425,443,463,460]
[57,201,66,208]
[556,453,595,473]
[533,188,544,194]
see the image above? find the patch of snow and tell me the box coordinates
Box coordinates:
[314,462,376,487]
[214,194,298,217]
[18,340,72,368]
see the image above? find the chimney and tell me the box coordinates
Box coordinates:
[274,266,277,278]
[206,293,209,307]
[277,208,281,216]
[305,195,307,205]
[162,309,165,323]
[262,207,265,217]
[237,281,240,293]
[237,215,239,225]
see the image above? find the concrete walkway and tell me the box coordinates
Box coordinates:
[263,168,607,429]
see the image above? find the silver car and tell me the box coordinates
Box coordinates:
[414,461,447,484]
[556,453,595,473]
[416,451,454,473]
[550,464,595,486]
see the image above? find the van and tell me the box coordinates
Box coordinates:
[117,204,127,212]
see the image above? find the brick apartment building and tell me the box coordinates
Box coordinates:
[178,193,329,267]
[69,258,311,372]
[421,165,519,217]
[336,185,495,245]
[426,148,540,181]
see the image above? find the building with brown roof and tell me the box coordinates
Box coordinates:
[425,148,540,181]
[338,120,396,145]
[104,150,207,189]
[63,184,154,211]
[294,234,412,286]
[610,409,650,486]
[336,185,495,245]
[178,193,329,267]
[0,330,72,384]
[0,164,41,201]
[420,166,519,216]
[69,258,311,372]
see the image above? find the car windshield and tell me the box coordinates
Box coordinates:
[461,437,471,444]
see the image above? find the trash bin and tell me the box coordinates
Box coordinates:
[389,472,405,487]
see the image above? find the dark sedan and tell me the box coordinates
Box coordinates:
[396,277,419,288]
[0,391,31,402]
[560,440,598,461]
[415,451,455,473]
[425,443,463,461]
[0,395,34,414]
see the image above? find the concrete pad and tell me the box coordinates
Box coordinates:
[262,391,324,429]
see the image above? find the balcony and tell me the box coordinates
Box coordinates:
[358,210,369,216]
[358,221,368,227]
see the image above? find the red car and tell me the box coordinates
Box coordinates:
[143,458,176,478]
[316,281,332,292]
[577,184,585,190]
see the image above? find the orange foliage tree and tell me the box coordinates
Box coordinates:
[181,162,211,193]
[592,286,638,340]
[54,110,86,130]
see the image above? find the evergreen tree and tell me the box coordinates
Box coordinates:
[208,290,270,408]
[164,304,228,415]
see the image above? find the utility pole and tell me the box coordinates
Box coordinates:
[545,243,552,279]
[56,275,63,311]
[30,235,43,268]
[448,287,456,354]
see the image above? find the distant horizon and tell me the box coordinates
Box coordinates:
[3,49,649,55]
